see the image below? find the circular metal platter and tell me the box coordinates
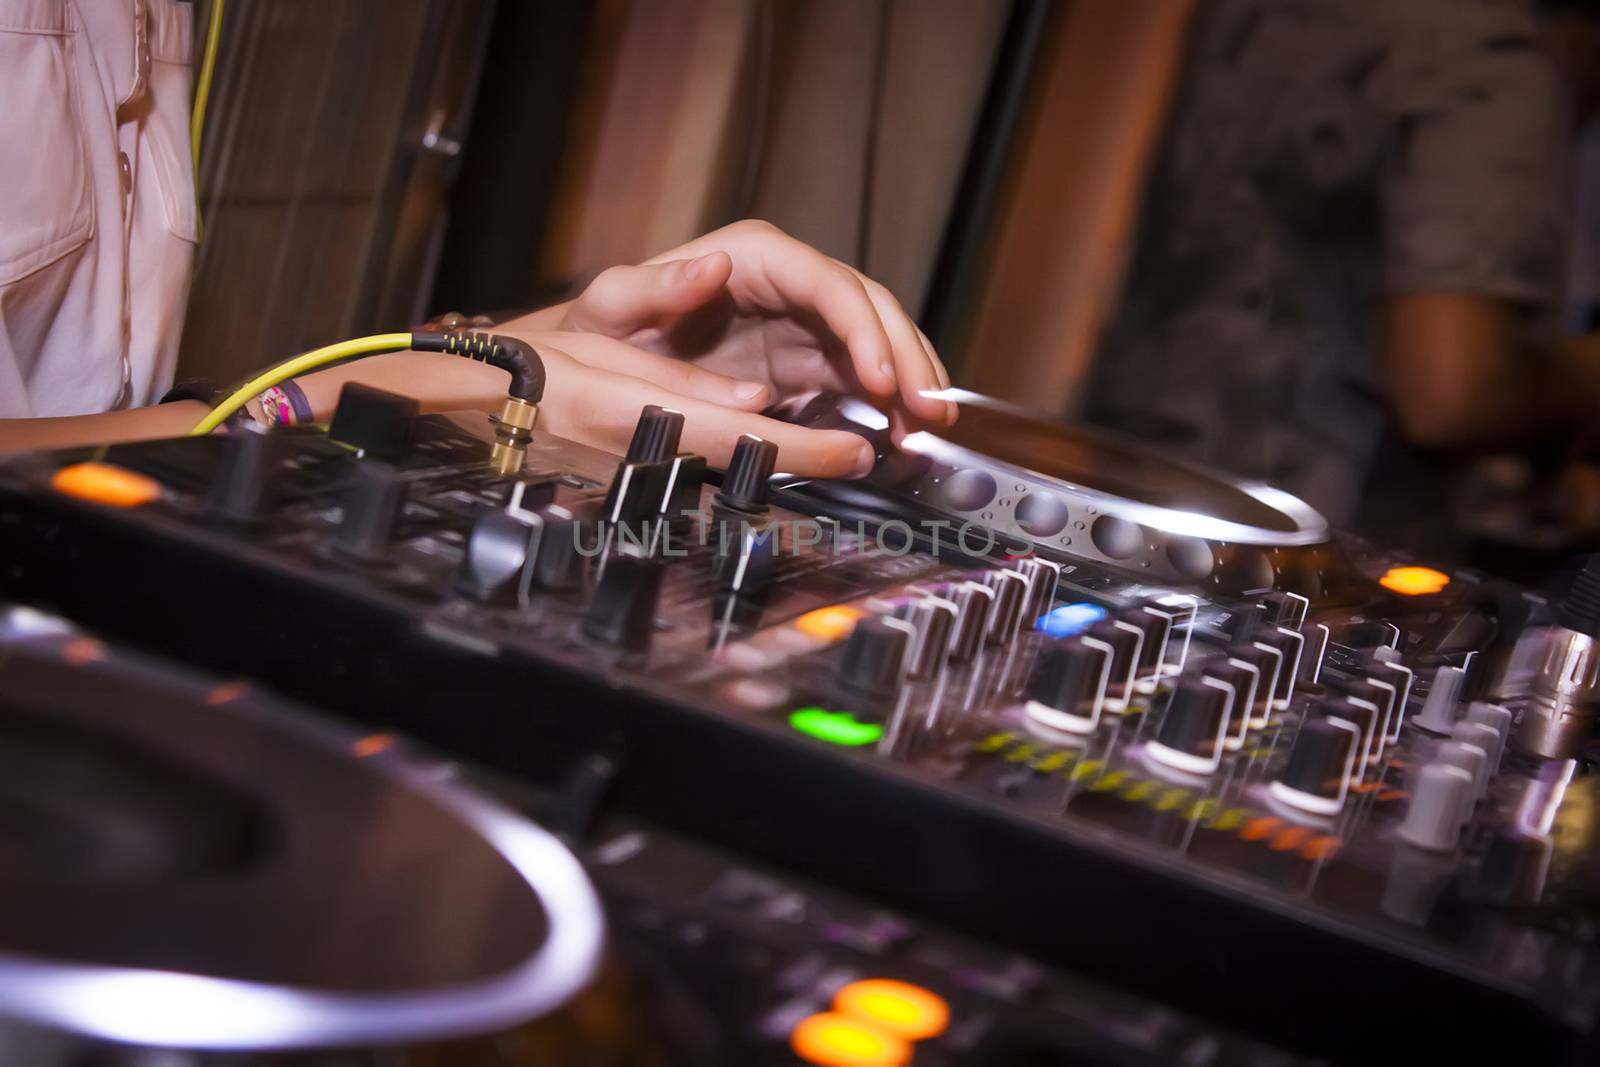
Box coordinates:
[773,391,1334,593]
[0,608,605,1053]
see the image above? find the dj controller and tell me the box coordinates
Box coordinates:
[2,383,1599,1064]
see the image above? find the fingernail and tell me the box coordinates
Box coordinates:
[734,381,767,401]
[684,253,714,281]
[878,359,895,383]
[851,442,877,477]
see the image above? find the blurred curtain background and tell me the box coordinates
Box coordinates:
[179,0,1194,419]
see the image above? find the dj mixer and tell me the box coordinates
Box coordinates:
[2,384,1599,1064]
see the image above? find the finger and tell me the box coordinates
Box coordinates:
[740,248,899,399]
[547,331,770,411]
[680,407,876,479]
[916,330,957,426]
[542,359,875,478]
[565,252,734,336]
[888,406,912,448]
[643,222,903,402]
[916,325,953,392]
[847,268,951,423]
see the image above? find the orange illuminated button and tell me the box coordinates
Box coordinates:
[791,1012,910,1067]
[1379,565,1450,597]
[795,605,866,643]
[835,978,950,1041]
[50,462,161,508]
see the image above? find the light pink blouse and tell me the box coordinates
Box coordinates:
[0,0,194,418]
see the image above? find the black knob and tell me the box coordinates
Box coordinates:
[208,423,282,522]
[1153,679,1231,765]
[1198,656,1258,750]
[836,617,912,700]
[662,454,708,520]
[713,517,778,593]
[984,571,1027,647]
[1331,675,1395,762]
[583,554,664,650]
[1224,602,1268,642]
[717,434,778,514]
[327,382,419,459]
[945,580,995,664]
[1251,628,1302,706]
[1319,693,1380,777]
[624,405,686,463]
[1015,558,1062,624]
[1341,620,1402,650]
[1085,619,1140,700]
[528,504,584,591]
[458,509,535,604]
[1026,636,1111,715]
[1118,604,1173,678]
[457,503,585,603]
[1557,555,1600,637]
[333,460,406,561]
[1259,591,1307,630]
[1225,641,1282,723]
[892,596,957,681]
[1274,714,1360,811]
[603,459,672,528]
[1472,828,1553,906]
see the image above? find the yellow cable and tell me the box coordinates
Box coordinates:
[189,333,413,435]
[190,0,225,168]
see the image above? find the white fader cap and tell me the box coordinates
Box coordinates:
[1413,665,1466,735]
[1397,763,1475,851]
[1465,702,1514,766]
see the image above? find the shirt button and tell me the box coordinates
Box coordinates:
[118,152,132,194]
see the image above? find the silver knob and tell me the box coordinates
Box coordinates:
[1435,739,1490,809]
[1464,702,1513,764]
[1512,627,1600,760]
[1413,665,1466,735]
[1396,763,1475,851]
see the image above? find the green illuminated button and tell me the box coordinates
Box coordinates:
[789,707,883,747]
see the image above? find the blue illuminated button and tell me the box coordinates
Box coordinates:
[1036,602,1107,638]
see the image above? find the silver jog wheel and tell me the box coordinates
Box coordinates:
[773,390,1331,590]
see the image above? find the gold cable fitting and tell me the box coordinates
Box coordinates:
[489,395,539,474]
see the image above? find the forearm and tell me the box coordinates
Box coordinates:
[1439,335,1600,449]
[0,350,518,455]
[259,350,514,420]
[1548,333,1600,443]
[0,401,212,454]
[1383,294,1600,450]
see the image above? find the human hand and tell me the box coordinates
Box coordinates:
[493,330,883,478]
[507,220,954,433]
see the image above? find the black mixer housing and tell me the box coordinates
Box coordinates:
[1,403,1594,1064]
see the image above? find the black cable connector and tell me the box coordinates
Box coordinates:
[411,331,546,403]
[1558,555,1600,638]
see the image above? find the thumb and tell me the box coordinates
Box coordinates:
[566,251,733,336]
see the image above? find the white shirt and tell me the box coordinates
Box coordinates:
[0,0,194,418]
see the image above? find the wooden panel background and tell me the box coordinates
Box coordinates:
[958,0,1194,412]
[179,0,491,383]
